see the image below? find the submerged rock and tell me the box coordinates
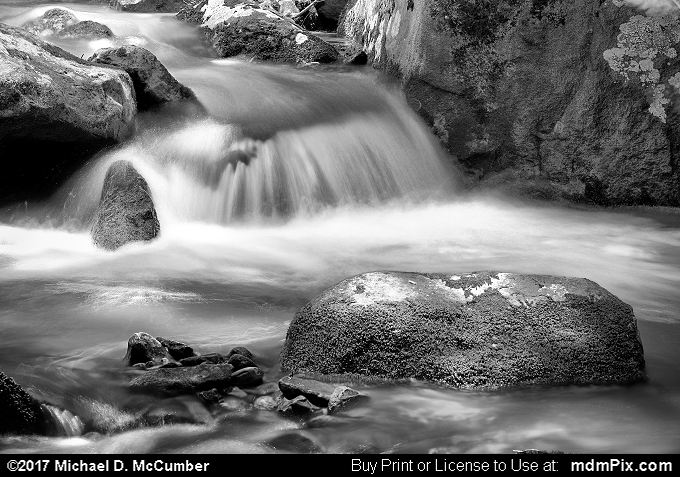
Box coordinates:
[91,160,160,250]
[125,332,175,367]
[110,0,187,12]
[57,20,114,39]
[178,1,338,64]
[281,272,646,388]
[129,362,234,396]
[22,8,78,37]
[0,371,47,435]
[89,45,196,110]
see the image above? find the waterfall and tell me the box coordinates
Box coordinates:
[42,404,85,437]
[58,109,454,227]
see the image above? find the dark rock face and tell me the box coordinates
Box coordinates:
[125,332,174,366]
[110,0,187,12]
[178,1,338,64]
[281,271,646,389]
[315,0,348,30]
[156,337,196,361]
[22,8,78,36]
[91,160,160,250]
[227,353,257,371]
[129,363,234,396]
[341,0,680,205]
[231,367,264,388]
[0,372,47,435]
[57,20,114,39]
[89,45,196,110]
[0,23,136,203]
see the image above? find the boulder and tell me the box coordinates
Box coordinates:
[0,23,136,202]
[129,362,234,396]
[89,45,196,110]
[125,332,174,366]
[156,337,196,361]
[56,21,114,39]
[179,352,226,367]
[341,0,680,205]
[22,8,78,37]
[0,372,48,435]
[110,0,187,12]
[231,367,264,388]
[278,375,335,407]
[90,160,160,250]
[281,272,646,389]
[178,1,338,64]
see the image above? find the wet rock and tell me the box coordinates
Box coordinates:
[89,45,196,110]
[0,371,48,435]
[278,375,335,407]
[90,160,161,250]
[125,332,173,367]
[179,352,226,367]
[231,367,264,388]
[159,361,181,369]
[254,395,278,411]
[227,346,255,361]
[196,388,222,404]
[110,0,187,12]
[276,395,320,414]
[341,0,680,205]
[0,23,136,203]
[56,20,114,39]
[341,43,367,65]
[227,353,257,371]
[178,1,338,64]
[129,362,234,396]
[157,337,196,361]
[281,272,647,388]
[22,8,78,37]
[266,431,324,453]
[306,414,351,428]
[327,385,368,414]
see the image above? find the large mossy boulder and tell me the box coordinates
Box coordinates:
[178,1,338,64]
[0,372,47,435]
[110,0,187,12]
[0,22,136,203]
[91,160,160,250]
[281,271,646,389]
[89,45,197,110]
[341,0,680,205]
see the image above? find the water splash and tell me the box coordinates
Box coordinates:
[42,404,85,437]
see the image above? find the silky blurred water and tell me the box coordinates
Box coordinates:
[1,2,680,454]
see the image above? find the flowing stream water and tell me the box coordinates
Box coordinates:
[1,2,680,454]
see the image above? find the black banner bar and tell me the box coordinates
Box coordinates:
[0,454,676,474]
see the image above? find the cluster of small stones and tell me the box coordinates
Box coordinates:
[124,333,368,417]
